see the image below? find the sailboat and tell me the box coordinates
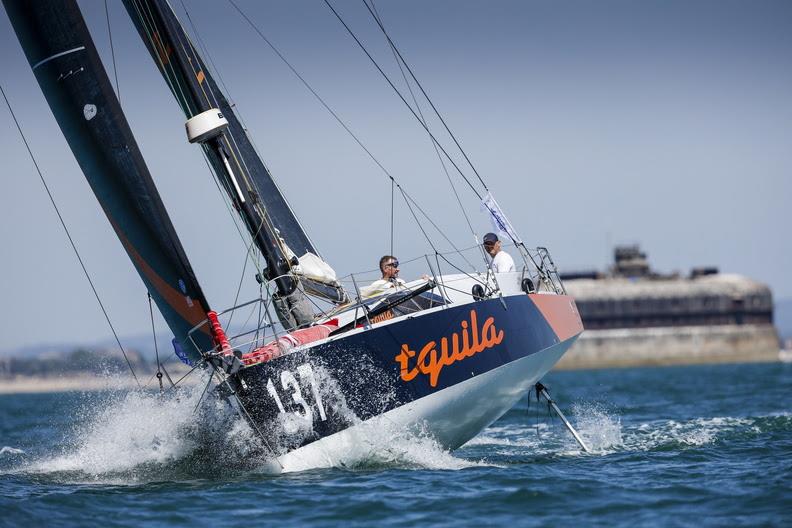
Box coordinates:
[4,0,584,468]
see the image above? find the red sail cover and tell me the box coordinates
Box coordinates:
[242,321,339,367]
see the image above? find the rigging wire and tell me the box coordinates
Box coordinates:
[155,0,322,279]
[166,358,205,391]
[141,0,282,281]
[366,4,527,263]
[171,2,282,283]
[225,247,251,331]
[148,292,164,394]
[227,0,471,263]
[192,368,217,414]
[104,0,121,101]
[134,0,276,290]
[223,376,285,468]
[361,0,488,192]
[390,178,394,255]
[200,149,260,260]
[368,0,482,252]
[322,0,483,200]
[177,0,273,229]
[397,186,439,255]
[400,189,477,270]
[165,0,322,263]
[1,84,141,389]
[131,2,260,309]
[337,241,482,277]
[177,0,238,116]
[227,0,399,186]
[142,348,177,389]
[360,1,528,254]
[133,0,265,279]
[129,0,194,116]
[395,189,485,281]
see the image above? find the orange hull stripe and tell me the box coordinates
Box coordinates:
[109,218,208,331]
[529,294,584,342]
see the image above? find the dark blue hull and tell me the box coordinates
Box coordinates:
[232,294,583,455]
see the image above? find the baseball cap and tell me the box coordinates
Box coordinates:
[482,233,499,244]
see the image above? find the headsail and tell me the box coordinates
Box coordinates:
[3,0,213,360]
[122,0,347,311]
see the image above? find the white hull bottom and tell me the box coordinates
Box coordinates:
[276,336,578,472]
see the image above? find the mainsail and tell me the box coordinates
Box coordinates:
[3,0,213,360]
[122,0,347,313]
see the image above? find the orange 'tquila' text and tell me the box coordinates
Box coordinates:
[394,309,504,387]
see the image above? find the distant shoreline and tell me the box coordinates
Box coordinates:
[0,373,199,395]
[0,353,786,395]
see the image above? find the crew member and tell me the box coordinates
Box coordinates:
[360,255,406,297]
[483,232,516,272]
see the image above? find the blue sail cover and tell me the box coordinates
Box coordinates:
[122,0,318,260]
[3,0,213,360]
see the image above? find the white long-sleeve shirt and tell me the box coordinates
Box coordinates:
[360,277,406,298]
[489,250,516,273]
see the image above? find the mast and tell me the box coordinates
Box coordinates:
[122,0,346,329]
[3,0,213,361]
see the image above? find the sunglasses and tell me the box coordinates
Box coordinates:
[385,260,400,268]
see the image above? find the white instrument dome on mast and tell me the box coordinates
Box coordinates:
[185,108,228,143]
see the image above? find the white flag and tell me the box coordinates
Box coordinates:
[481,192,522,244]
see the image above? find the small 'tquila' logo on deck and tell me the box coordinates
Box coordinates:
[394,309,504,388]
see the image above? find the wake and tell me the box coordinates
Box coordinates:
[460,402,787,458]
[5,382,781,483]
[5,371,485,483]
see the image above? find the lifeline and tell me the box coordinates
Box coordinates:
[394,309,505,387]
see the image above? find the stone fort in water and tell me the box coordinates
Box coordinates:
[558,245,778,369]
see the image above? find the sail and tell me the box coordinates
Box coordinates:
[122,0,317,260]
[3,0,213,360]
[122,0,348,308]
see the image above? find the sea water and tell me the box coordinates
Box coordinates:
[0,362,789,527]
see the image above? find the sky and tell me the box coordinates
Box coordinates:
[0,0,790,351]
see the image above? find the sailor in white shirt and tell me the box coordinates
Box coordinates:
[482,232,516,273]
[360,255,406,297]
[361,255,432,298]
